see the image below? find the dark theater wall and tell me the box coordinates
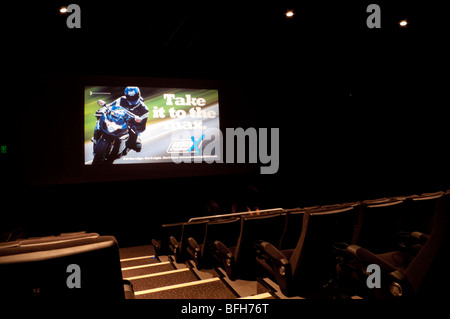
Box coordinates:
[2,1,448,244]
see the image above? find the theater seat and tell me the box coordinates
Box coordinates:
[214,213,286,280]
[0,233,133,299]
[336,194,449,299]
[151,222,184,256]
[352,199,405,253]
[278,209,305,250]
[256,205,357,297]
[187,217,241,270]
[168,220,208,263]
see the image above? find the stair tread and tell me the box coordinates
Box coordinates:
[128,268,198,292]
[122,261,175,278]
[120,256,159,268]
[136,277,238,299]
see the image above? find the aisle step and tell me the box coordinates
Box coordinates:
[120,255,159,268]
[126,268,199,292]
[122,261,171,271]
[119,245,155,260]
[122,261,175,278]
[125,267,190,281]
[119,245,278,299]
[135,277,238,299]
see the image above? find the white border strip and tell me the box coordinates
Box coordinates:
[120,255,156,262]
[125,268,190,281]
[121,261,171,271]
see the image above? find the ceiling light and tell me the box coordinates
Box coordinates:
[285,10,294,18]
[60,7,68,13]
[399,20,408,27]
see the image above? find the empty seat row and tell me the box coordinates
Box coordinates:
[258,192,449,298]
[151,208,284,264]
[152,204,356,282]
[152,191,449,299]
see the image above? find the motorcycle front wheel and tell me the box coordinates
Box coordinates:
[92,139,111,166]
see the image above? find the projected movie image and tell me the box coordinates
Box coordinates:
[84,86,220,165]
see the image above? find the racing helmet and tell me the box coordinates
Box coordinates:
[124,86,141,107]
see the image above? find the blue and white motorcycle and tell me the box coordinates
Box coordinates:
[91,100,137,165]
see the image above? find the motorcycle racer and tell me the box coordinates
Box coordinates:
[93,86,149,153]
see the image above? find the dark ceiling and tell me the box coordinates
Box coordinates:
[7,1,435,81]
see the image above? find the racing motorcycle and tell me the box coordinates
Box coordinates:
[91,100,138,165]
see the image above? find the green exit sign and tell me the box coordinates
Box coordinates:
[1,145,7,154]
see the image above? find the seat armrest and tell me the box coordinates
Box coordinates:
[123,279,135,299]
[169,236,179,251]
[151,239,160,255]
[410,231,429,245]
[213,240,233,260]
[168,236,182,262]
[186,237,202,268]
[343,245,416,299]
[345,244,397,273]
[255,241,293,296]
[332,242,349,259]
[396,232,427,255]
[212,240,236,280]
[151,238,160,249]
[188,237,200,252]
[256,241,289,267]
